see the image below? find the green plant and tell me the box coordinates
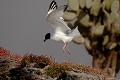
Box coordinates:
[63,0,120,78]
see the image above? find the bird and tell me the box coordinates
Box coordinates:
[44,0,81,54]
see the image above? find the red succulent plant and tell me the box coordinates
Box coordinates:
[0,47,22,61]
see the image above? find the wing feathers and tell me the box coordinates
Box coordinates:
[48,0,57,11]
[47,0,71,33]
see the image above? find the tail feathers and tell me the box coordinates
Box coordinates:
[69,26,81,37]
[48,0,57,11]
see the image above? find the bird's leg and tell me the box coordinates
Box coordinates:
[66,44,71,54]
[62,43,71,54]
[62,43,67,52]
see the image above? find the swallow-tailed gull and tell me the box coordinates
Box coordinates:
[44,0,81,54]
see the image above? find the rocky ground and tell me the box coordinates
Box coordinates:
[0,47,114,80]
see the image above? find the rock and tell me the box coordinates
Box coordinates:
[0,54,113,80]
[58,71,105,80]
[10,63,55,80]
[0,57,18,80]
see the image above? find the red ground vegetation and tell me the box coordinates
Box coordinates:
[0,47,22,61]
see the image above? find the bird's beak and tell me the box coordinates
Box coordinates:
[44,39,46,42]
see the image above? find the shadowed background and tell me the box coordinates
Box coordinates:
[0,0,119,78]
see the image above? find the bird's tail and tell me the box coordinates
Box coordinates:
[69,26,81,37]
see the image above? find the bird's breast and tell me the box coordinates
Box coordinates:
[51,34,73,43]
[51,35,63,42]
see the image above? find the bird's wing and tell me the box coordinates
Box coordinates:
[46,0,71,33]
[48,0,57,13]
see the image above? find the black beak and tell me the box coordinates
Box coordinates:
[44,39,46,42]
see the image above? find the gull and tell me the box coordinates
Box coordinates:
[44,0,81,54]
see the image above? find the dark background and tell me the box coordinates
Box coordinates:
[0,0,119,78]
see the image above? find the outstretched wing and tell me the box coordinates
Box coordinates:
[46,0,71,33]
[48,0,57,13]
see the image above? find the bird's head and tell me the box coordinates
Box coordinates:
[44,33,51,42]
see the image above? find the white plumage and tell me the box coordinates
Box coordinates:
[45,0,81,54]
